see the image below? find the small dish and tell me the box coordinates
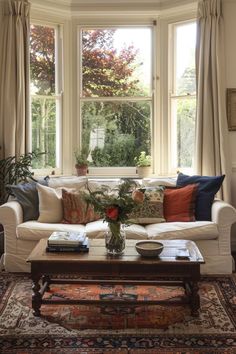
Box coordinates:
[135,241,164,258]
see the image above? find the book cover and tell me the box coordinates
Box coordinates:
[48,231,86,246]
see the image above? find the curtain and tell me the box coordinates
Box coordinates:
[0,0,30,159]
[195,0,231,202]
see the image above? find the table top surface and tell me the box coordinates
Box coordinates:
[27,238,204,265]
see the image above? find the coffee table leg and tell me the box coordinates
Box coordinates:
[42,275,51,291]
[189,281,200,316]
[32,274,42,316]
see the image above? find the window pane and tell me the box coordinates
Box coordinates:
[30,24,56,95]
[31,97,57,169]
[175,23,196,95]
[81,101,151,167]
[171,97,196,168]
[81,28,152,97]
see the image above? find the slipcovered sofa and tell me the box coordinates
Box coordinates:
[0,176,236,274]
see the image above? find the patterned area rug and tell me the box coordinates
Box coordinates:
[0,273,236,353]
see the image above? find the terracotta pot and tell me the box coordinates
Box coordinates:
[75,164,88,176]
[136,166,152,178]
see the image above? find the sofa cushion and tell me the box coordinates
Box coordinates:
[145,221,218,241]
[6,177,49,222]
[164,184,198,222]
[88,179,121,191]
[85,219,148,239]
[143,177,177,187]
[37,184,63,223]
[48,176,88,189]
[177,172,225,221]
[17,221,86,241]
[62,189,100,224]
[128,187,165,224]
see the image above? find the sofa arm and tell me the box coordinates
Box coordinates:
[0,201,23,228]
[211,199,236,255]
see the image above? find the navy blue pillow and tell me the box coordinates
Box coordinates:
[7,177,49,222]
[176,173,225,221]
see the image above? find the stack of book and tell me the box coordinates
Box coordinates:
[46,231,89,253]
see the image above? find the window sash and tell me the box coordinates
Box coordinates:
[78,25,155,175]
[30,22,63,174]
[168,20,196,174]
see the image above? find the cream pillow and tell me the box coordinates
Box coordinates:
[37,184,63,223]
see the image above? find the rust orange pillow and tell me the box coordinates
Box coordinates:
[62,189,100,224]
[164,184,198,222]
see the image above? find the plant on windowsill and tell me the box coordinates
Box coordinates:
[134,151,152,178]
[74,147,90,176]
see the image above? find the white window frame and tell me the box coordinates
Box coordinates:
[30,6,197,178]
[77,24,157,178]
[168,19,197,175]
[30,21,63,176]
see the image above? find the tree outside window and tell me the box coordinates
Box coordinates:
[80,28,152,167]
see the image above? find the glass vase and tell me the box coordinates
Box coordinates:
[105,222,125,255]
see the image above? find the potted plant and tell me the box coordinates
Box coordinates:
[74,147,89,176]
[134,151,152,178]
[0,151,41,205]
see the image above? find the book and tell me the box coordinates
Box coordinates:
[46,245,89,253]
[46,237,89,252]
[47,231,86,246]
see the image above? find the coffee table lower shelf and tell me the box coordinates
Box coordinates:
[32,276,200,317]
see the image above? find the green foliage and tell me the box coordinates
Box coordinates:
[177,67,196,95]
[74,146,90,166]
[83,179,138,224]
[82,101,151,167]
[31,97,56,168]
[134,151,151,167]
[177,98,196,168]
[0,152,42,205]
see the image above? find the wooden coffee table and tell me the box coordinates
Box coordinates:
[27,238,204,317]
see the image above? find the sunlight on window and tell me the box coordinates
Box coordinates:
[170,21,196,171]
[80,27,152,168]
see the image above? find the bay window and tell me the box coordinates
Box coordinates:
[29,16,196,177]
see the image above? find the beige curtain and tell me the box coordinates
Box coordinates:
[0,0,30,159]
[195,0,231,202]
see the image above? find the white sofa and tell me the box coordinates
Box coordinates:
[0,176,236,274]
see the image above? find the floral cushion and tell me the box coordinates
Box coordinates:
[62,189,100,224]
[128,187,165,224]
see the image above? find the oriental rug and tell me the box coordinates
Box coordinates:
[0,273,236,353]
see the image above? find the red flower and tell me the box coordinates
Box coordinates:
[132,189,144,204]
[106,206,119,221]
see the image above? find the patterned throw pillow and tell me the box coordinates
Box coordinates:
[62,189,100,224]
[164,184,198,222]
[128,187,165,224]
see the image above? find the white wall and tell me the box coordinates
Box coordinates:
[223,0,236,251]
